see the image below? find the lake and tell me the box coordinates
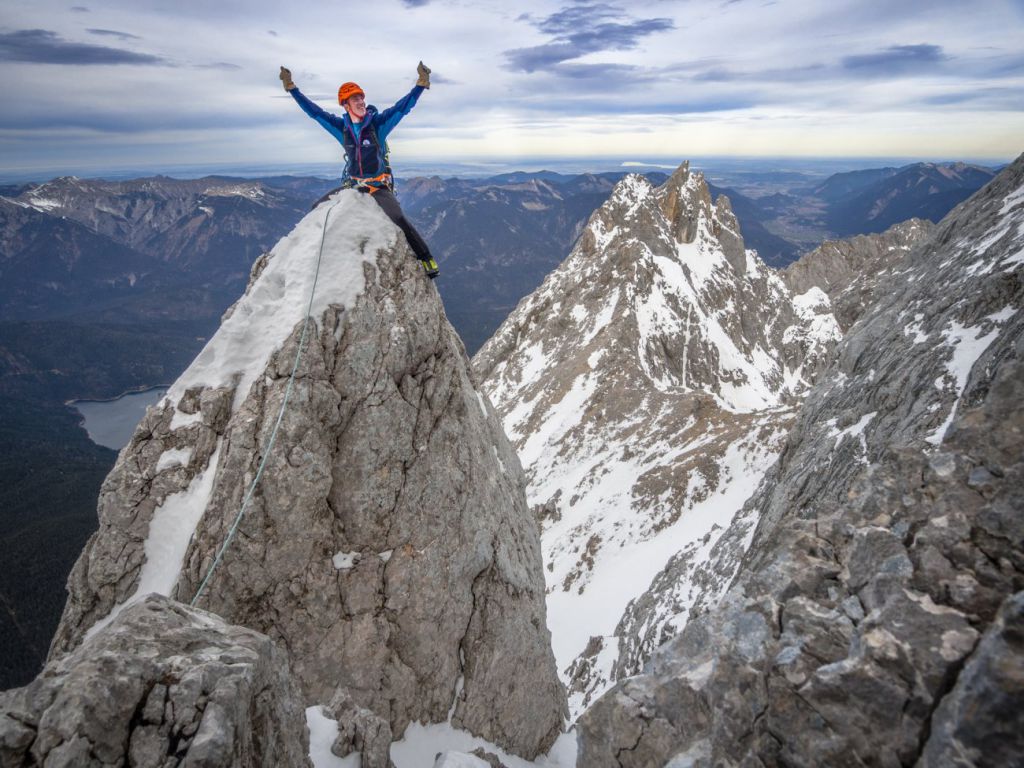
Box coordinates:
[71,387,170,450]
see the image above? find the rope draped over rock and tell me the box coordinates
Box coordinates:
[191,198,339,607]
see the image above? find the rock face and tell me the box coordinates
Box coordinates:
[0,594,310,767]
[576,155,1024,765]
[472,161,841,716]
[919,591,1024,767]
[782,217,935,330]
[47,190,566,759]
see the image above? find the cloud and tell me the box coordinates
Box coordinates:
[518,94,757,115]
[194,62,243,71]
[979,52,1024,77]
[0,29,165,65]
[505,43,584,72]
[693,63,827,83]
[268,30,278,37]
[531,2,621,35]
[841,44,949,74]
[70,6,89,11]
[689,43,959,85]
[87,29,142,42]
[0,109,283,134]
[400,0,432,5]
[504,2,674,73]
[921,87,1024,110]
[542,61,643,80]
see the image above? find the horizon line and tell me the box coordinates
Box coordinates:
[1,153,1016,185]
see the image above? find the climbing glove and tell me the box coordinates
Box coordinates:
[279,66,295,91]
[416,61,431,89]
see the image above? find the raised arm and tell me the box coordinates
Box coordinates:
[374,62,431,141]
[280,66,345,131]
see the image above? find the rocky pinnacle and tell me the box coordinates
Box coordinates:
[46,191,567,759]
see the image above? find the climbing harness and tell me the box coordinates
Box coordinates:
[191,197,340,607]
[352,171,393,195]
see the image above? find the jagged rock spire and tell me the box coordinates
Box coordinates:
[47,190,567,759]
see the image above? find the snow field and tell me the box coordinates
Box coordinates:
[306,706,358,767]
[83,443,223,642]
[305,704,580,768]
[479,169,840,721]
[925,308,1016,445]
[155,446,193,472]
[543,426,787,718]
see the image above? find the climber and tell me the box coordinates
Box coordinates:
[280,63,440,279]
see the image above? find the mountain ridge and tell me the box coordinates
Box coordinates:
[473,161,842,716]
[576,152,1024,767]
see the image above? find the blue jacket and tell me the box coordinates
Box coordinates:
[289,85,424,188]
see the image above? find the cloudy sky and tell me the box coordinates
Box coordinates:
[1,0,1022,175]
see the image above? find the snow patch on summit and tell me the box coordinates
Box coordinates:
[165,191,396,413]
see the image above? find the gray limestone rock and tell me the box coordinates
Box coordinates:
[782,218,935,331]
[0,594,309,768]
[432,753,491,768]
[918,590,1024,767]
[326,690,393,768]
[48,191,566,759]
[469,747,510,768]
[576,153,1024,766]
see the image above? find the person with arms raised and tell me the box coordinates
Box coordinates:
[280,62,440,279]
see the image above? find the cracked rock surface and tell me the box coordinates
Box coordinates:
[46,192,566,759]
[0,594,310,768]
[576,154,1024,766]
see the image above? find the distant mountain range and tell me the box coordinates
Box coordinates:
[1,175,337,323]
[817,162,999,236]
[1,162,998,348]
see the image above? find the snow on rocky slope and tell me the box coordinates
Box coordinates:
[577,153,1024,767]
[473,161,842,717]
[41,189,567,763]
[782,217,936,331]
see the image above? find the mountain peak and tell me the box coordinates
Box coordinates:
[47,190,568,758]
[575,151,1024,768]
[656,161,722,249]
[474,159,844,714]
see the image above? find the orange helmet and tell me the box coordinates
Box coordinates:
[338,82,364,104]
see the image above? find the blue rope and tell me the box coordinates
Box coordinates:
[191,199,339,607]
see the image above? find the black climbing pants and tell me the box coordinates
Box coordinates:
[312,186,434,264]
[367,189,434,264]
